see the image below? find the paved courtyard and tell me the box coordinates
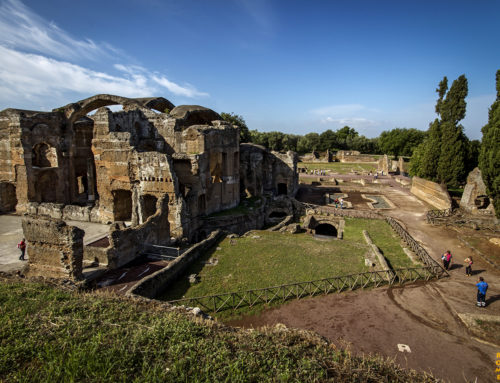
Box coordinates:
[0,214,109,272]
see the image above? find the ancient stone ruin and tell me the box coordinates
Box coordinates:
[460,167,496,215]
[0,94,298,272]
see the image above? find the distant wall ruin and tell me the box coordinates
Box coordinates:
[410,177,452,210]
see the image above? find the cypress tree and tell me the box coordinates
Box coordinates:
[419,119,441,180]
[437,75,469,186]
[478,70,500,217]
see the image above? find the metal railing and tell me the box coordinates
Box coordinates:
[143,244,182,260]
[167,266,443,313]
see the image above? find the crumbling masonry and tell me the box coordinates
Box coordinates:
[0,94,297,273]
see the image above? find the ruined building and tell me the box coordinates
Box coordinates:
[0,95,297,271]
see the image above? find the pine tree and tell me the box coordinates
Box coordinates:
[478,70,500,217]
[437,75,469,186]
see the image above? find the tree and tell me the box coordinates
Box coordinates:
[436,75,469,186]
[319,129,338,151]
[411,75,470,186]
[297,133,320,153]
[478,69,500,217]
[378,128,427,157]
[220,112,251,142]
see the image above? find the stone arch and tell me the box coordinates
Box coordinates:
[268,210,287,219]
[314,223,337,237]
[32,143,58,168]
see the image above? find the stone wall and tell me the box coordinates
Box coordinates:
[460,167,496,216]
[22,215,84,280]
[128,230,225,299]
[240,143,298,198]
[337,151,376,163]
[410,177,452,210]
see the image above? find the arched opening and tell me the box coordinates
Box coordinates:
[37,172,58,202]
[315,223,337,237]
[142,194,158,221]
[0,182,17,212]
[113,189,132,221]
[32,143,58,167]
[277,183,287,195]
[474,195,490,209]
[269,211,287,219]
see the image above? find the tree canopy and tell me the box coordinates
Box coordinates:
[478,69,500,217]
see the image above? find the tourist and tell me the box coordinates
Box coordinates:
[334,198,339,208]
[17,238,26,261]
[340,198,344,209]
[464,256,473,276]
[442,250,452,270]
[476,277,488,307]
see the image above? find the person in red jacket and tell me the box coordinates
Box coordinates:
[17,238,26,261]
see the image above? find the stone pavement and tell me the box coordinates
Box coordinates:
[0,214,109,273]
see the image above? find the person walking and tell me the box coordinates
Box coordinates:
[476,277,488,307]
[464,256,473,276]
[442,250,452,270]
[17,238,26,261]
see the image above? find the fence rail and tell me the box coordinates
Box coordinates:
[385,217,447,276]
[168,266,443,313]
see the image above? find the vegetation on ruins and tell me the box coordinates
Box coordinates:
[410,75,473,187]
[478,70,500,217]
[0,278,435,383]
[220,112,251,142]
[161,219,413,319]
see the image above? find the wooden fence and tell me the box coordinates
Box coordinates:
[385,217,448,276]
[167,266,444,313]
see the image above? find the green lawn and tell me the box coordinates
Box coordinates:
[160,218,413,316]
[0,279,434,383]
[299,161,377,174]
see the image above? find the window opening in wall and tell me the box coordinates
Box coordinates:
[277,183,287,195]
[32,143,58,167]
[113,189,132,221]
[142,194,158,221]
[315,223,337,237]
[222,152,228,176]
[0,182,17,212]
[233,152,239,173]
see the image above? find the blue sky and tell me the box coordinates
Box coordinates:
[0,0,498,139]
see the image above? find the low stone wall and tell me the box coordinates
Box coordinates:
[410,177,452,210]
[26,202,102,223]
[202,203,267,235]
[363,230,392,280]
[83,245,110,266]
[22,215,84,280]
[128,230,225,299]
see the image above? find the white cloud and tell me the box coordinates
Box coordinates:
[152,75,209,98]
[0,0,208,107]
[0,0,113,61]
[320,116,380,129]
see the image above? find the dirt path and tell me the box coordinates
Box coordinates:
[229,178,500,382]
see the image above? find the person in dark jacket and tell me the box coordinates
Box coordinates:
[476,277,488,307]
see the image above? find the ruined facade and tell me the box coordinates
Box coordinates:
[0,94,298,270]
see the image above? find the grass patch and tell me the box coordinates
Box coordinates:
[0,278,435,382]
[447,187,464,198]
[299,161,377,174]
[160,218,412,318]
[344,218,414,269]
[474,319,500,345]
[209,196,262,217]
